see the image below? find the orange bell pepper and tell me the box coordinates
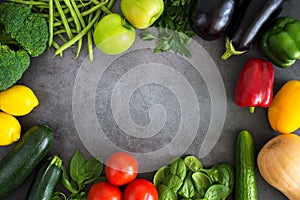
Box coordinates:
[268,80,300,134]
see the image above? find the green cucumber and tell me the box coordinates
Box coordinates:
[235,130,257,200]
[0,125,54,198]
[26,155,62,200]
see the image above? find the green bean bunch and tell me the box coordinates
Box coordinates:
[9,0,116,61]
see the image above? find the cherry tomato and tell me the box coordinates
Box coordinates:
[87,181,122,200]
[124,178,158,200]
[105,151,138,186]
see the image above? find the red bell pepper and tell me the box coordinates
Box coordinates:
[234,58,274,113]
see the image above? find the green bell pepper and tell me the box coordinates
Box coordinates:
[259,17,300,68]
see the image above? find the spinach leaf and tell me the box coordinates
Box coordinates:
[193,192,204,200]
[154,166,171,187]
[163,174,183,193]
[178,171,195,198]
[204,185,230,200]
[200,168,218,184]
[192,172,212,196]
[212,163,234,198]
[184,156,203,172]
[170,158,187,181]
[158,184,178,200]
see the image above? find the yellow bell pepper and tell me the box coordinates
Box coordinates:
[268,80,300,134]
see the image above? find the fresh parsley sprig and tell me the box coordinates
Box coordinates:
[141,0,195,57]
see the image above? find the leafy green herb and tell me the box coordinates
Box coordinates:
[52,150,104,200]
[141,0,194,57]
[70,150,86,183]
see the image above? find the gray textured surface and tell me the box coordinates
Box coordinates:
[0,0,299,199]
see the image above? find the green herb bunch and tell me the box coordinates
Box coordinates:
[51,150,105,200]
[141,0,195,57]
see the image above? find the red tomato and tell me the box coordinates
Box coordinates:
[87,181,122,200]
[105,151,138,186]
[124,178,158,200]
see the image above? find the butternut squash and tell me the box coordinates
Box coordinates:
[257,133,300,200]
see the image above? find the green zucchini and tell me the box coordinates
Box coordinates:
[26,155,62,200]
[235,130,257,200]
[0,125,54,198]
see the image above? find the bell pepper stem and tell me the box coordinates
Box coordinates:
[249,107,255,113]
[221,37,247,60]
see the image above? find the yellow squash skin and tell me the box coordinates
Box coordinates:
[257,134,300,200]
[268,80,300,134]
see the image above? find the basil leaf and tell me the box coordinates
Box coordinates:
[158,184,178,200]
[51,191,66,200]
[50,195,60,200]
[184,156,203,172]
[83,176,106,185]
[170,158,186,181]
[85,157,103,179]
[70,150,86,182]
[178,171,195,198]
[204,185,230,200]
[61,166,78,194]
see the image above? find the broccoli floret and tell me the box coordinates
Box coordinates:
[0,43,30,90]
[0,2,48,90]
[0,2,48,57]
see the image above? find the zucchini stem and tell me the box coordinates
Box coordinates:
[50,155,63,167]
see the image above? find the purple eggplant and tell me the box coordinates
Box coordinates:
[189,0,238,41]
[221,0,290,60]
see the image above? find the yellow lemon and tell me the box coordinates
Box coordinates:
[0,112,21,146]
[0,85,39,116]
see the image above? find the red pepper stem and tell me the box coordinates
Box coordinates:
[249,107,255,113]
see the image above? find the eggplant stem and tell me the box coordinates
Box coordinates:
[222,37,246,60]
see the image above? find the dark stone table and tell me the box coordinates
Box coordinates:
[0,0,299,199]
